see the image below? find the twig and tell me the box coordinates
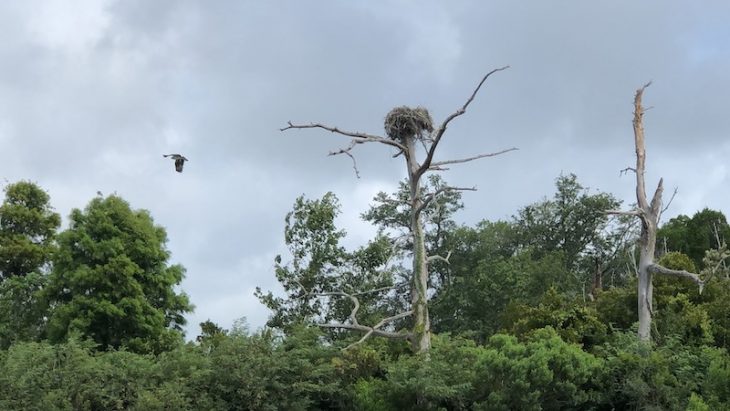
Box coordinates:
[620,167,637,175]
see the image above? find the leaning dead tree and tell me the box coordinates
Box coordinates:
[282,67,516,353]
[608,83,705,341]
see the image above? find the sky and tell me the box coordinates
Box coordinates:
[1,1,729,337]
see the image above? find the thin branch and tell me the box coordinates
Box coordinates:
[281,121,406,151]
[429,147,518,169]
[620,167,637,175]
[659,186,678,222]
[648,263,704,293]
[317,322,408,340]
[418,66,510,175]
[328,141,361,178]
[605,209,641,217]
[351,283,408,297]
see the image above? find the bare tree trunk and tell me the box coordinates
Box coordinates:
[407,136,431,353]
[609,83,704,341]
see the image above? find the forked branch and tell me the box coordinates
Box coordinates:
[296,282,412,349]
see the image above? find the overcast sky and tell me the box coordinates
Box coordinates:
[1,1,729,337]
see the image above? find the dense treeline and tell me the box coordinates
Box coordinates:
[1,177,730,410]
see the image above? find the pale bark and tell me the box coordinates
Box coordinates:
[616,83,705,341]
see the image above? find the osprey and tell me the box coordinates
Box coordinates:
[163,154,188,173]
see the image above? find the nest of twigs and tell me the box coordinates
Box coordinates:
[384,106,433,141]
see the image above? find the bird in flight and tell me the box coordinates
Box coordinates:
[163,154,188,173]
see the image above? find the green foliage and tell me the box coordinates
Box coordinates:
[594,284,637,331]
[206,327,342,410]
[471,328,603,410]
[0,272,48,348]
[504,288,608,349]
[431,226,565,342]
[701,280,730,349]
[598,336,728,411]
[659,208,730,269]
[45,195,191,354]
[686,393,710,411]
[514,174,621,274]
[256,193,400,342]
[0,181,60,279]
[350,331,604,411]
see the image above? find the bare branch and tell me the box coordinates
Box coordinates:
[295,281,412,347]
[352,283,408,297]
[605,209,641,217]
[659,186,678,222]
[427,250,452,264]
[429,147,519,169]
[648,263,704,293]
[328,141,361,178]
[417,185,476,215]
[341,310,414,350]
[418,66,510,175]
[282,121,406,151]
[620,167,637,175]
[317,322,409,340]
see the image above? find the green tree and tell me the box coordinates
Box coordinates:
[256,193,401,345]
[514,173,624,294]
[45,195,192,354]
[0,272,48,348]
[658,208,730,269]
[0,181,60,279]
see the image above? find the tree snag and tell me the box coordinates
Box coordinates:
[608,83,704,341]
[283,67,517,353]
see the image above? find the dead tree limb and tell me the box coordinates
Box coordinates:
[296,282,412,348]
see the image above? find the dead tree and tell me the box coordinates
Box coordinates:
[282,67,516,353]
[608,83,704,341]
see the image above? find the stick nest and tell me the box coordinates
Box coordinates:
[384,106,433,141]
